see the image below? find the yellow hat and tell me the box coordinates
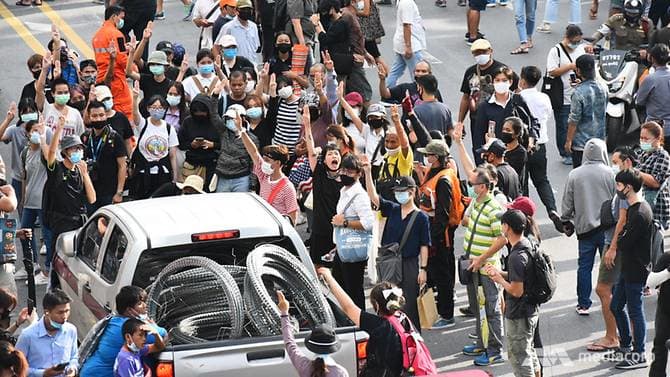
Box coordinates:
[470,39,492,52]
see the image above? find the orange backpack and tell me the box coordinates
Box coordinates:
[418,168,465,228]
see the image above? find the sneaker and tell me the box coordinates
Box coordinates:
[576,306,590,315]
[155,12,165,20]
[603,347,631,362]
[431,317,456,329]
[464,31,485,40]
[498,1,508,5]
[537,23,552,33]
[460,307,475,317]
[463,345,486,356]
[436,0,447,7]
[458,0,466,6]
[34,273,49,285]
[486,2,496,6]
[14,268,28,280]
[474,353,504,366]
[39,244,47,255]
[466,37,479,46]
[562,156,573,165]
[615,353,648,369]
[468,332,478,339]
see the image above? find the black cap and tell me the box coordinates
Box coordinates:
[156,41,174,54]
[476,139,507,157]
[392,176,417,191]
[305,324,341,354]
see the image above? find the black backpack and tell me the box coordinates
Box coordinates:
[362,319,403,377]
[523,242,557,305]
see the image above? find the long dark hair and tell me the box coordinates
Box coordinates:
[169,82,189,126]
[311,357,328,377]
[0,341,28,377]
[369,281,405,316]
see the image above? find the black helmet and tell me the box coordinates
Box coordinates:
[623,0,643,23]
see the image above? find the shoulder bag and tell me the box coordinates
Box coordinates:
[376,210,419,285]
[335,193,374,263]
[542,43,573,111]
[458,199,491,285]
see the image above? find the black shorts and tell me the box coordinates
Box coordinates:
[469,0,487,11]
[365,40,381,59]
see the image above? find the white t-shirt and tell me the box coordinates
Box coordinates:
[43,103,85,140]
[193,0,222,49]
[182,74,218,102]
[546,43,586,105]
[393,0,426,54]
[519,88,552,145]
[137,118,179,172]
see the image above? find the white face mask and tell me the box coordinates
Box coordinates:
[245,80,256,94]
[386,146,400,156]
[423,156,431,166]
[261,161,275,175]
[474,54,490,66]
[278,86,293,99]
[344,107,360,121]
[494,81,510,94]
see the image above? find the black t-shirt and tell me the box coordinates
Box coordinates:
[164,66,196,82]
[250,119,275,149]
[221,56,256,79]
[82,127,128,196]
[653,252,670,315]
[311,161,343,235]
[388,82,444,105]
[618,201,653,283]
[139,74,173,116]
[505,145,527,180]
[108,111,134,141]
[505,238,539,319]
[359,311,403,377]
[460,60,519,117]
[42,157,87,227]
[20,81,37,103]
[151,182,182,197]
[496,162,520,200]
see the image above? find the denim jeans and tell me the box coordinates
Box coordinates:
[553,104,570,158]
[542,0,581,24]
[386,50,424,89]
[21,208,53,270]
[577,230,604,309]
[216,175,250,193]
[11,178,23,220]
[514,0,537,43]
[610,278,646,353]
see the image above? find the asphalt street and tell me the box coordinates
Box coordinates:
[0,0,665,375]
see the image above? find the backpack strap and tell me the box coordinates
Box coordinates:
[267,177,288,204]
[464,199,492,259]
[191,76,219,97]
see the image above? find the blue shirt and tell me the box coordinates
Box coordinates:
[113,345,149,377]
[636,66,670,134]
[379,198,431,258]
[568,79,607,150]
[80,316,167,377]
[15,317,79,377]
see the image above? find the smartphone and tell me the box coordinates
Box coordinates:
[569,73,577,83]
[488,120,496,135]
[194,137,205,142]
[53,363,68,371]
[117,38,127,53]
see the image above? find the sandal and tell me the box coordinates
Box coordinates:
[586,341,619,352]
[589,5,598,19]
[510,46,529,55]
[33,0,42,5]
[15,0,31,5]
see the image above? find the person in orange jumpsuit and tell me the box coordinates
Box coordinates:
[92,5,133,121]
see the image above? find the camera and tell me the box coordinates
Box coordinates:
[87,159,99,182]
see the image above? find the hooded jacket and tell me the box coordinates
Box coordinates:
[561,138,615,237]
[178,94,224,166]
[216,117,259,179]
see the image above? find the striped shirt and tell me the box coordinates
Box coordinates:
[272,98,301,153]
[254,154,299,216]
[463,194,504,274]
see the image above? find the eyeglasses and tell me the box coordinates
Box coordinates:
[468,181,487,186]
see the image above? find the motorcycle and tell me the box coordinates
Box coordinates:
[593,46,647,150]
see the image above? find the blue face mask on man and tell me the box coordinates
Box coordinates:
[223,48,238,59]
[394,191,411,205]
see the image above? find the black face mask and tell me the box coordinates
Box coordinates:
[276,43,292,54]
[369,118,385,129]
[90,120,108,130]
[192,113,209,122]
[340,174,356,186]
[238,8,253,21]
[309,106,320,121]
[500,132,515,144]
[60,48,69,63]
[71,100,87,111]
[31,70,41,80]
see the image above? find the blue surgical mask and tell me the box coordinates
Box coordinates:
[246,107,263,119]
[199,64,215,75]
[69,150,83,164]
[116,18,124,29]
[640,141,653,152]
[223,48,237,59]
[30,132,41,145]
[166,95,181,107]
[149,65,165,76]
[50,319,63,330]
[568,42,580,50]
[103,99,114,111]
[149,108,166,120]
[136,314,149,321]
[394,191,411,205]
[21,113,38,122]
[467,186,476,198]
[226,119,237,131]
[128,342,140,353]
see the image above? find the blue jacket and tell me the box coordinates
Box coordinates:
[568,79,607,150]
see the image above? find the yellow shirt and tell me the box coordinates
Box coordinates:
[380,148,414,179]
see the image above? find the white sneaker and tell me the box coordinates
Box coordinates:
[39,244,47,256]
[34,273,49,286]
[14,268,28,280]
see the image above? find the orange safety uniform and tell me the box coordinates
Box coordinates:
[92,20,133,121]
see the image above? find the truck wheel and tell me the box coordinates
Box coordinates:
[244,245,336,336]
[147,256,245,342]
[606,115,623,151]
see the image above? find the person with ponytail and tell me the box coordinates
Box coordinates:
[277,291,348,377]
[318,268,405,377]
[0,341,28,377]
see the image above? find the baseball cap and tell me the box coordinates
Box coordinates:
[147,51,168,65]
[417,140,449,157]
[219,34,237,48]
[219,0,237,7]
[367,103,387,117]
[344,92,363,107]
[392,176,417,191]
[224,104,246,118]
[507,196,536,217]
[237,0,253,8]
[476,138,506,157]
[176,175,205,193]
[470,39,492,52]
[60,135,84,151]
[94,85,113,101]
[156,41,174,54]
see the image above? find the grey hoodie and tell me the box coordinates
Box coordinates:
[561,138,615,236]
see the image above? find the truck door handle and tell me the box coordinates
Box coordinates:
[246,349,285,362]
[83,282,91,292]
[104,304,112,313]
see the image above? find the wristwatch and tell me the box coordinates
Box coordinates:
[343,219,349,228]
[420,265,428,271]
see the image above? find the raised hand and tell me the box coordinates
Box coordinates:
[322,51,334,72]
[302,104,311,126]
[6,102,17,121]
[180,53,189,72]
[452,122,465,143]
[377,64,387,79]
[132,80,141,97]
[260,62,270,79]
[143,21,154,40]
[390,104,400,122]
[269,73,277,95]
[336,81,345,100]
[276,290,289,314]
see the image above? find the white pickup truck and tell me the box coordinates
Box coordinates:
[53,193,368,377]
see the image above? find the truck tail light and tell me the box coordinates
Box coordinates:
[356,339,368,376]
[156,361,174,377]
[191,230,240,242]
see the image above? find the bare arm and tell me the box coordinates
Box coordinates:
[639,171,662,189]
[291,19,306,45]
[146,326,166,354]
[390,105,410,152]
[169,147,178,181]
[125,42,141,81]
[78,161,97,204]
[237,115,261,165]
[45,115,65,166]
[0,103,16,142]
[318,268,361,326]
[458,93,470,123]
[116,156,127,199]
[403,24,412,52]
[362,157,380,208]
[35,55,51,112]
[377,65,392,99]
[452,122,475,174]
[337,82,364,133]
